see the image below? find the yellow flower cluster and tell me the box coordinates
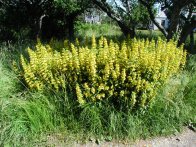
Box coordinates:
[20,36,186,108]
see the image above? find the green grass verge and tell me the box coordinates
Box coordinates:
[75,23,122,38]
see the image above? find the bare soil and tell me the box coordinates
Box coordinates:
[45,127,196,147]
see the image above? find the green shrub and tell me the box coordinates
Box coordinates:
[19,37,186,109]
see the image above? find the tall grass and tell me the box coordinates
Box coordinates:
[0,93,66,146]
[0,44,65,146]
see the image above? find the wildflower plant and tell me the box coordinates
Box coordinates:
[19,36,186,109]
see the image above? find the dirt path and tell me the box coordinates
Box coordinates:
[46,127,196,147]
[132,128,196,147]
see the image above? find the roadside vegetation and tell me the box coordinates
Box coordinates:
[0,35,195,146]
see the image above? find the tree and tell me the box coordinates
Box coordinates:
[53,0,92,40]
[0,0,53,39]
[0,0,92,40]
[139,0,196,46]
[93,0,151,38]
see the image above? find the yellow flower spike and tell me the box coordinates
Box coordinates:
[101,93,105,98]
[96,94,101,100]
[70,43,77,56]
[98,83,105,91]
[121,41,128,61]
[76,84,85,105]
[89,52,97,80]
[64,39,69,48]
[104,64,110,80]
[105,86,109,91]
[98,36,104,48]
[20,55,27,70]
[181,50,187,68]
[78,48,85,66]
[109,40,116,57]
[91,87,96,94]
[85,36,89,47]
[121,68,126,83]
[130,92,136,107]
[83,83,90,90]
[103,38,108,49]
[112,70,117,80]
[91,35,96,50]
[109,90,114,96]
[120,90,125,97]
[140,93,147,107]
[75,38,80,47]
[115,63,120,77]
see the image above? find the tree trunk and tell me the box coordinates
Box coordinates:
[178,28,190,47]
[117,21,135,38]
[178,20,196,47]
[139,0,168,37]
[67,16,75,41]
[67,11,83,40]
[190,30,194,53]
[37,14,46,39]
[167,6,181,40]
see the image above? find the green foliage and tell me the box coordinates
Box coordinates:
[0,0,92,40]
[54,0,91,14]
[0,0,52,40]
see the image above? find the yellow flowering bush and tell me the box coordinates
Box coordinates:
[20,36,186,108]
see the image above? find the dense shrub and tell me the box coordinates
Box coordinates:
[19,37,186,109]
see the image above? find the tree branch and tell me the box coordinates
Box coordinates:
[93,0,135,37]
[178,19,196,46]
[114,0,127,15]
[93,0,123,22]
[139,0,168,37]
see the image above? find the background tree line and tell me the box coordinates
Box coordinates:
[0,0,195,47]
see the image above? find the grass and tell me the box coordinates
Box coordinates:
[0,44,66,146]
[76,23,196,53]
[0,93,65,146]
[0,40,196,146]
[136,30,165,40]
[75,23,122,38]
[75,23,164,43]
